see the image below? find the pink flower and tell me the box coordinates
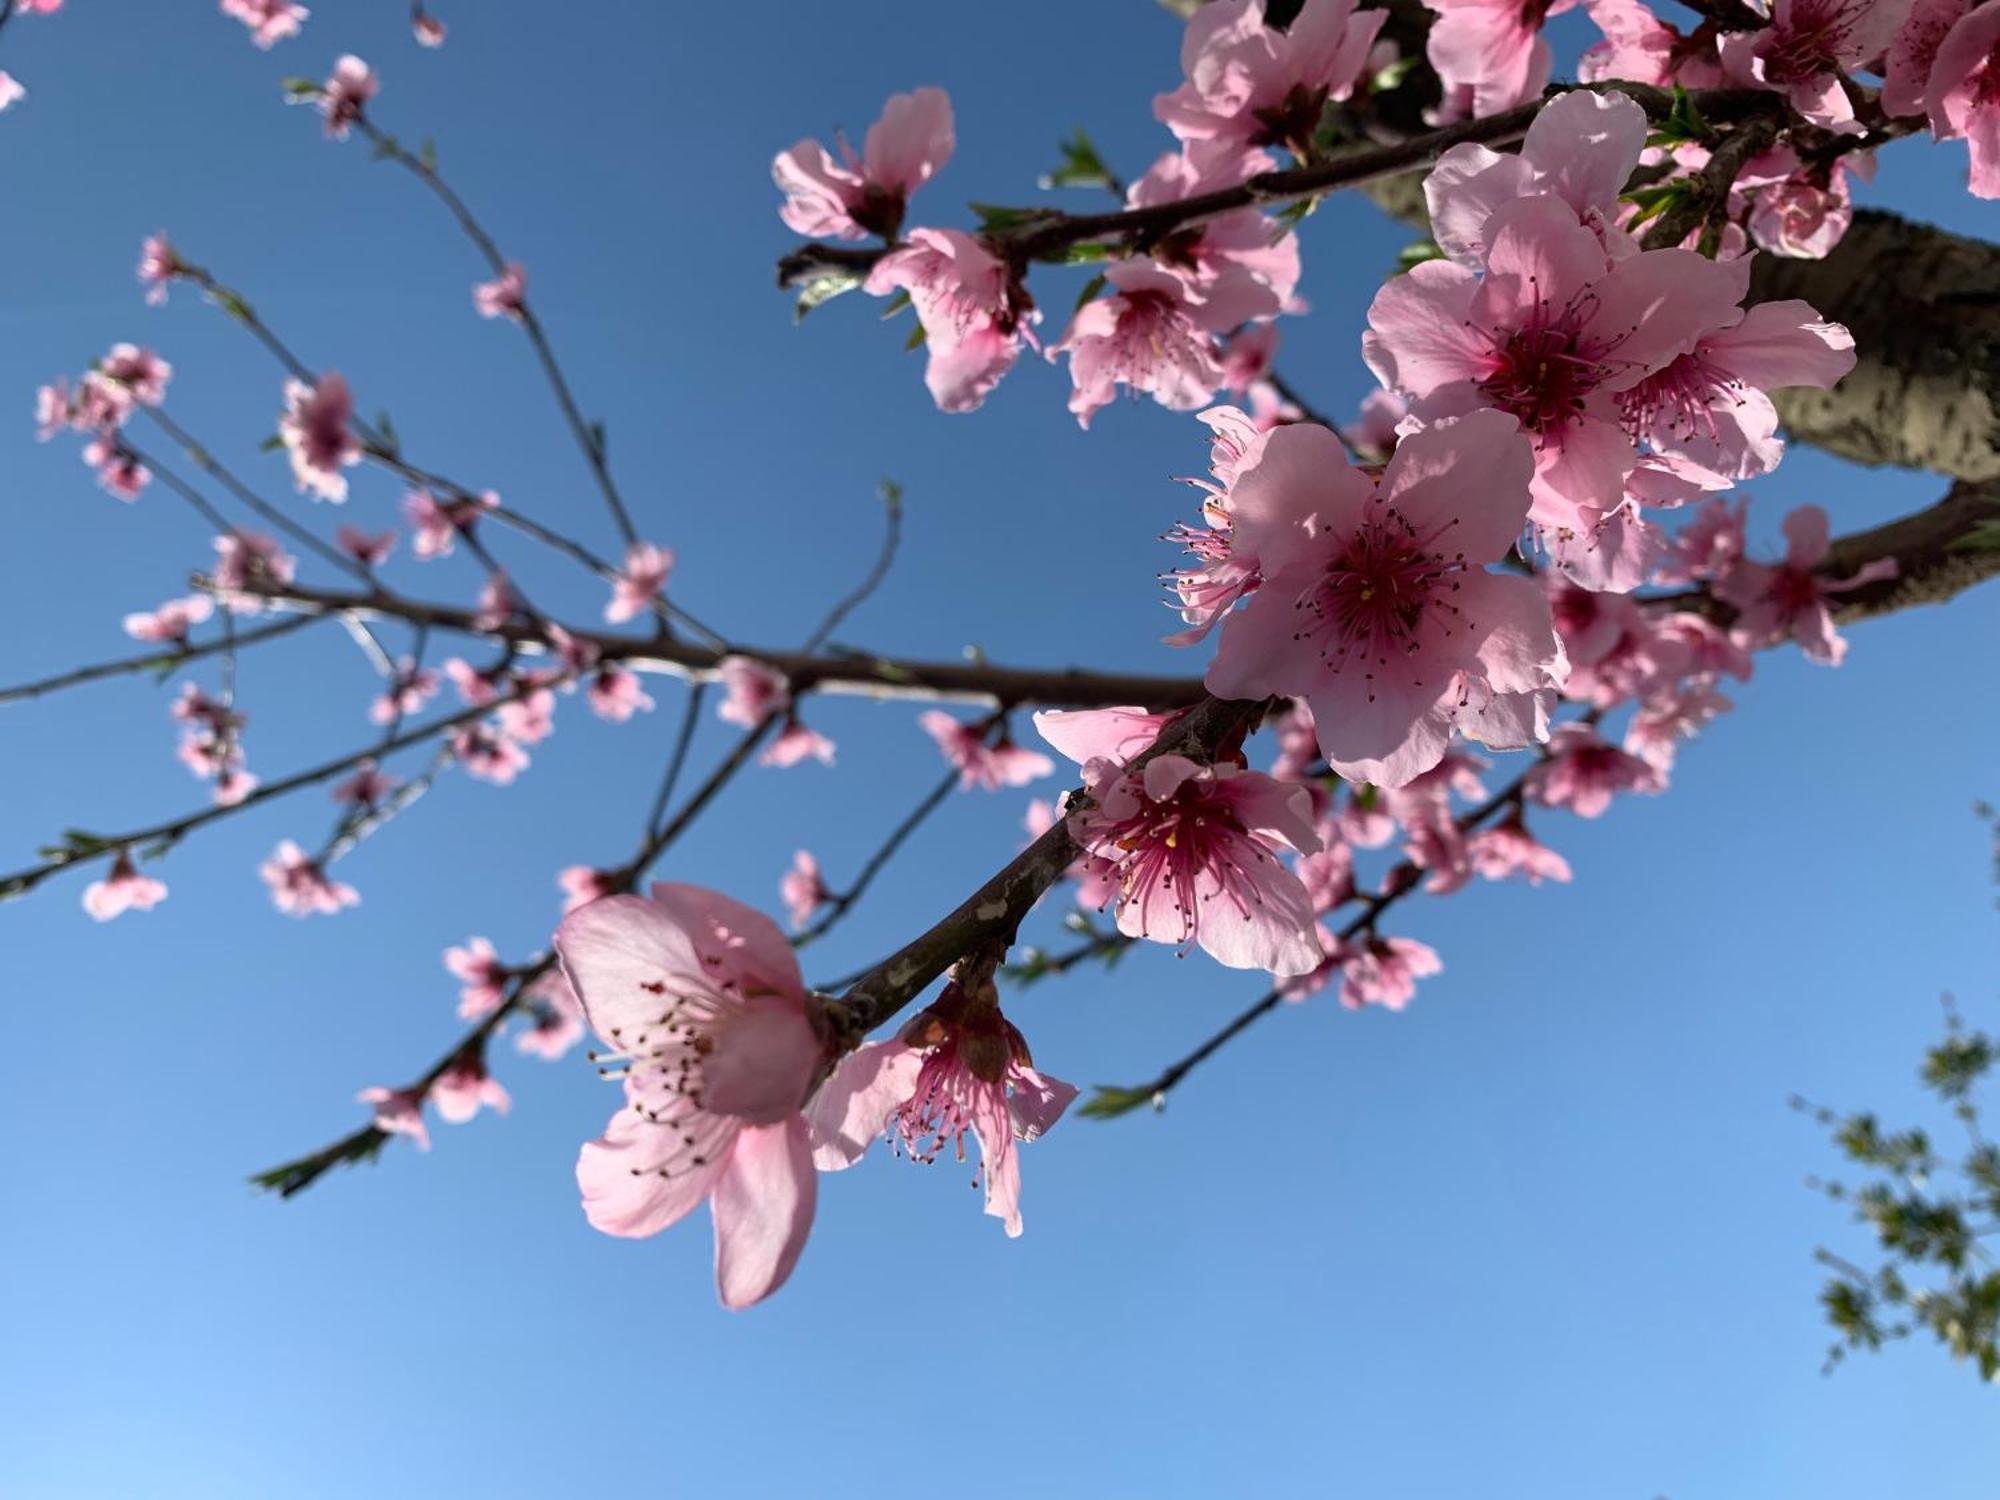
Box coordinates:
[496,684,557,744]
[1164,406,1273,646]
[279,372,360,502]
[359,1085,429,1150]
[1425,0,1573,116]
[222,0,308,48]
[73,372,133,432]
[1928,0,2000,197]
[434,1052,510,1124]
[412,5,446,47]
[1342,388,1408,462]
[587,665,655,722]
[123,593,214,644]
[1365,197,1750,539]
[0,73,24,113]
[260,839,360,916]
[403,486,493,558]
[716,655,788,726]
[516,970,585,1060]
[1624,676,1735,769]
[443,656,505,706]
[452,723,530,784]
[558,864,622,914]
[334,524,396,566]
[1885,0,1967,116]
[317,54,377,139]
[99,344,172,406]
[332,758,398,807]
[1064,751,1323,976]
[780,850,828,931]
[773,86,954,241]
[369,657,439,724]
[863,228,1032,413]
[1126,141,1297,317]
[444,936,509,1019]
[473,261,526,320]
[1031,706,1174,769]
[83,435,150,501]
[1202,412,1566,788]
[1720,0,1914,132]
[1467,814,1572,883]
[605,541,673,624]
[472,571,516,632]
[83,849,169,922]
[761,720,836,769]
[34,379,70,441]
[1737,147,1865,258]
[211,530,297,613]
[807,982,1076,1237]
[919,711,1053,791]
[561,884,828,1308]
[1715,503,1897,664]
[1053,262,1238,428]
[1579,0,1713,88]
[1524,723,1666,817]
[1155,0,1385,150]
[1336,934,1442,1011]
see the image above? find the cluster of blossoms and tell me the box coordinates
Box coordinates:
[34,343,172,499]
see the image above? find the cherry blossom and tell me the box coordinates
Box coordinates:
[1467,814,1573,884]
[864,228,1032,412]
[316,55,377,140]
[605,541,673,624]
[222,0,308,49]
[472,571,516,632]
[586,665,655,723]
[1052,261,1244,427]
[773,87,954,241]
[260,840,360,916]
[445,936,510,1019]
[332,759,398,808]
[211,531,296,612]
[452,723,531,784]
[780,850,828,931]
[919,711,1053,791]
[1202,412,1566,788]
[279,372,360,502]
[1715,504,1898,664]
[716,656,787,727]
[434,1053,510,1124]
[557,865,621,915]
[473,262,526,320]
[412,5,447,48]
[1928,0,2000,197]
[1720,0,1915,133]
[1154,0,1385,151]
[83,850,169,922]
[1424,0,1572,116]
[761,720,836,769]
[369,658,440,725]
[0,73,24,114]
[1524,723,1666,817]
[561,884,828,1308]
[335,525,396,566]
[403,487,493,558]
[515,971,586,1061]
[359,1085,429,1150]
[99,344,172,406]
[808,977,1076,1237]
[83,435,150,501]
[1126,140,1298,317]
[123,594,214,644]
[1335,934,1443,1010]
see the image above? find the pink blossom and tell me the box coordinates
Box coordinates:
[73,372,133,432]
[495,684,557,744]
[34,379,70,441]
[123,593,214,644]
[1164,406,1272,646]
[433,1052,510,1124]
[403,486,493,558]
[1296,834,1357,913]
[1031,706,1174,769]
[515,971,585,1060]
[773,86,954,241]
[1155,0,1385,149]
[222,0,308,48]
[83,849,169,922]
[0,73,24,113]
[780,850,828,931]
[1929,0,2000,197]
[260,839,360,916]
[1126,140,1297,316]
[1202,412,1566,788]
[335,524,396,566]
[279,372,360,502]
[919,711,1052,791]
[99,344,172,406]
[317,55,377,139]
[1365,198,1750,540]
[472,571,516,632]
[1425,0,1573,116]
[452,723,530,784]
[443,656,505,707]
[473,261,526,320]
[1715,503,1897,664]
[412,5,446,47]
[1342,388,1408,462]
[1467,814,1572,883]
[1885,0,1968,116]
[1579,0,1715,88]
[369,658,439,724]
[1064,751,1323,975]
[761,720,836,769]
[717,655,788,727]
[587,665,655,722]
[605,541,673,624]
[864,228,1031,413]
[18,1,62,14]
[1625,676,1735,769]
[1051,261,1232,428]
[332,758,398,807]
[83,435,150,501]
[1336,934,1442,1011]
[562,884,828,1308]
[558,865,622,915]
[444,936,509,1020]
[1722,0,1916,132]
[807,985,1076,1237]
[359,1085,429,1150]
[1524,723,1666,817]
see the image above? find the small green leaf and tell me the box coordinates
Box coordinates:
[419,137,438,173]
[280,77,322,98]
[1080,1084,1163,1121]
[1947,520,2000,554]
[1371,55,1418,92]
[903,321,927,352]
[878,290,913,320]
[969,201,1062,235]
[793,266,863,323]
[1038,129,1118,194]
[370,133,402,162]
[257,432,284,453]
[1073,272,1108,314]
[877,479,903,513]
[213,289,254,324]
[1060,242,1113,265]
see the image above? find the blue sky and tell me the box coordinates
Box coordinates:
[2,3,1996,1497]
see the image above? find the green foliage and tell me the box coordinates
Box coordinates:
[968,202,1064,235]
[1393,239,1447,276]
[1645,85,1715,149]
[1079,1084,1161,1121]
[793,265,862,324]
[1039,129,1118,194]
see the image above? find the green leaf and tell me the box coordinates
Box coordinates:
[903,321,927,352]
[1947,520,2000,554]
[1080,1084,1163,1121]
[1371,55,1418,92]
[1393,239,1446,276]
[1059,242,1113,264]
[878,290,913,320]
[213,289,254,324]
[1073,272,1108,314]
[968,201,1062,235]
[370,133,402,163]
[1038,129,1118,194]
[280,77,322,98]
[877,478,903,513]
[257,432,284,453]
[419,137,438,173]
[1273,195,1320,230]
[793,266,863,323]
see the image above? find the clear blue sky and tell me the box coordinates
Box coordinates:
[2,4,1996,1497]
